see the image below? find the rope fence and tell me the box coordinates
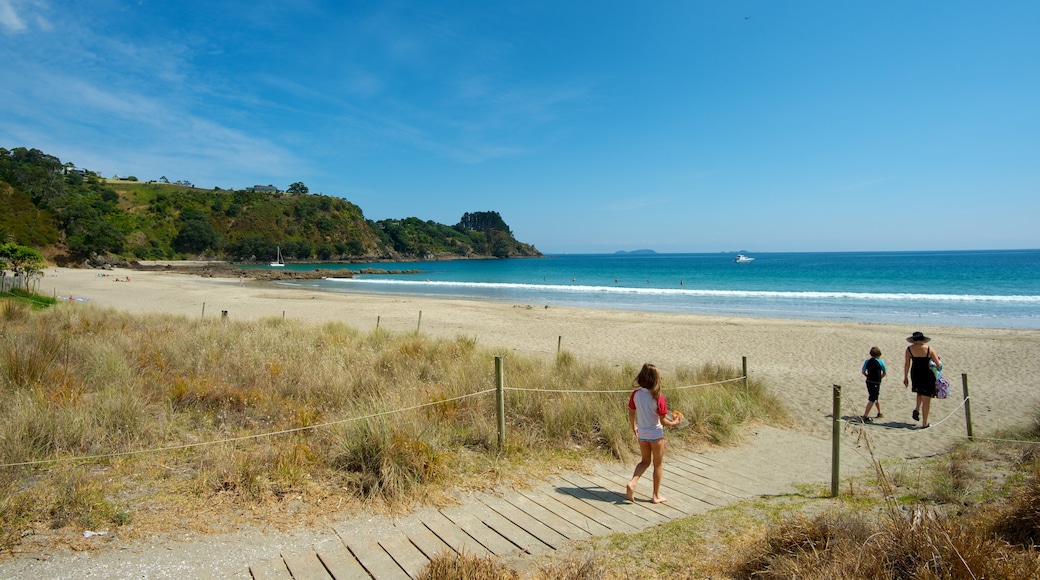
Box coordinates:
[846,395,970,436]
[0,388,495,469]
[0,359,749,470]
[504,376,745,395]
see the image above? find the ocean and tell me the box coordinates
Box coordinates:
[255,250,1040,329]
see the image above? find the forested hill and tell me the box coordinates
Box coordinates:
[0,147,541,264]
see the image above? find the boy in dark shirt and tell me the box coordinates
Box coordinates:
[861,346,887,422]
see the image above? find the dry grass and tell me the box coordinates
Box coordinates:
[723,504,1040,579]
[419,550,520,579]
[420,548,604,580]
[0,304,781,553]
[988,465,1040,548]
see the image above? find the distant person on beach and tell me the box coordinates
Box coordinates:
[626,363,683,503]
[861,346,886,422]
[904,331,942,428]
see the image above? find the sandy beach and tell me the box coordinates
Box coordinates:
[41,266,1040,460]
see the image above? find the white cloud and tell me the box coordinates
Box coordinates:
[0,0,27,32]
[0,0,51,34]
[32,11,49,30]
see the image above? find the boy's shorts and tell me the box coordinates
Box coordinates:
[866,381,880,402]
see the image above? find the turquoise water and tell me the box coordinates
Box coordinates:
[256,250,1040,329]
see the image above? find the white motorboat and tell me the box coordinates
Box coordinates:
[270,246,285,267]
[733,254,755,263]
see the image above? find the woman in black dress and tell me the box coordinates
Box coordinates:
[903,331,942,428]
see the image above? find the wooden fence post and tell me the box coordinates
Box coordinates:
[557,336,562,355]
[962,373,974,441]
[417,311,422,332]
[496,356,506,449]
[832,384,842,498]
[742,356,749,394]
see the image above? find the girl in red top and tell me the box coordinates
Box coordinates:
[626,363,683,503]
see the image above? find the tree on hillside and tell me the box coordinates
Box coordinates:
[173,208,220,254]
[288,182,309,194]
[0,147,68,209]
[456,211,512,234]
[64,206,122,256]
[0,243,45,291]
[0,180,61,247]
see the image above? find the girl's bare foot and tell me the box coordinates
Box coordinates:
[626,482,636,502]
[651,496,667,504]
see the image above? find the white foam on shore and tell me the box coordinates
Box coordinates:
[325,278,1040,303]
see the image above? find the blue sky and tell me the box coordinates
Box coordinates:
[2,1,1037,254]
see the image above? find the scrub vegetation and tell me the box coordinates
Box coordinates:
[0,302,780,554]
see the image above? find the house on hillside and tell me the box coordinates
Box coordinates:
[249,184,279,193]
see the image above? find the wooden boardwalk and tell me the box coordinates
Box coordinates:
[249,426,836,579]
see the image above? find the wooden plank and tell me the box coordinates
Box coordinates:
[590,465,709,516]
[503,492,595,541]
[675,452,724,471]
[657,471,729,508]
[479,496,569,550]
[378,530,431,579]
[316,544,370,580]
[517,489,623,536]
[249,557,293,580]
[666,459,751,499]
[464,500,550,555]
[669,457,761,498]
[440,507,518,557]
[552,475,655,531]
[592,461,722,511]
[345,534,410,580]
[560,472,676,522]
[543,482,641,534]
[394,518,455,561]
[561,471,675,524]
[282,551,332,580]
[316,542,371,580]
[673,453,757,484]
[422,509,492,557]
[661,464,742,504]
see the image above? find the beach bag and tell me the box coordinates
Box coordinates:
[930,359,949,399]
[935,374,950,399]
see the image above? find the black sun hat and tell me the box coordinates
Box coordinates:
[906,331,931,343]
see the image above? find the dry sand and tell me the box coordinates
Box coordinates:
[4,266,1039,578]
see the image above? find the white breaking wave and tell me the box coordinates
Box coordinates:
[322,278,1040,303]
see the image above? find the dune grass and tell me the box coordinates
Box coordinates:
[0,303,783,553]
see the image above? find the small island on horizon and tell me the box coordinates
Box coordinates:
[615,249,657,255]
